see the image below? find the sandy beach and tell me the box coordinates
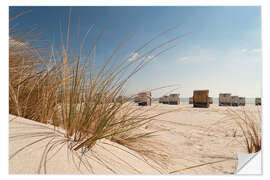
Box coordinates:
[9,102,261,174]
[8,6,262,176]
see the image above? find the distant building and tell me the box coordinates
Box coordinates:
[239,97,246,106]
[162,95,169,104]
[255,98,261,106]
[169,94,180,105]
[219,93,232,106]
[193,90,209,108]
[231,96,239,106]
[135,92,152,106]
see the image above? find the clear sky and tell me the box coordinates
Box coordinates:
[9,6,262,98]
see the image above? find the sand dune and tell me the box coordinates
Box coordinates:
[9,115,161,174]
[9,102,261,174]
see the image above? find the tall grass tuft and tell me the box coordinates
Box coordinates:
[224,107,261,153]
[9,10,187,173]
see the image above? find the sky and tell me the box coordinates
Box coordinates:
[9,6,262,98]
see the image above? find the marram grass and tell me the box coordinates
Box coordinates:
[9,10,187,173]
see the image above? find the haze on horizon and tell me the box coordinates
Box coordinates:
[10,6,262,98]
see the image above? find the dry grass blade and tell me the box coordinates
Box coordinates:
[169,159,232,174]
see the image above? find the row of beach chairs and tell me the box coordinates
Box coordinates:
[132,90,261,108]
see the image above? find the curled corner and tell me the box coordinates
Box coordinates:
[235,151,262,175]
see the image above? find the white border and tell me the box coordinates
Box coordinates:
[2,0,270,179]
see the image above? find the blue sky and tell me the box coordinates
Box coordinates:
[9,6,261,98]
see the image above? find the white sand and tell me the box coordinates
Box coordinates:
[9,102,261,174]
[9,115,160,174]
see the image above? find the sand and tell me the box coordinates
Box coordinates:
[9,102,261,174]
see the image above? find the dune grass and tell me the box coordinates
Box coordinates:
[224,106,261,153]
[9,10,188,173]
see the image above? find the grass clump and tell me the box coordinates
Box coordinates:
[9,10,186,173]
[224,107,261,153]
